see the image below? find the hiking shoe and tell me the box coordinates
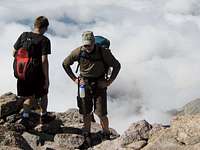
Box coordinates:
[102,131,111,140]
[82,131,92,147]
[102,130,119,140]
[17,117,30,129]
[78,140,90,150]
[77,131,92,149]
[40,113,56,124]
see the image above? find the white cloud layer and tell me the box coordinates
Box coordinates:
[1,0,200,133]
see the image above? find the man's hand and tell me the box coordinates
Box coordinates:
[74,78,85,85]
[74,78,79,84]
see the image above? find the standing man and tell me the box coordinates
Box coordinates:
[62,31,121,141]
[13,16,51,127]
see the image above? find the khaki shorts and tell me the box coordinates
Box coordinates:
[77,87,107,117]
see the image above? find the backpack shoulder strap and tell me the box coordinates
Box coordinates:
[98,45,106,66]
[75,47,83,73]
[75,46,107,74]
[98,45,110,79]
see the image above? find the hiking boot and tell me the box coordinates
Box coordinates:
[17,117,30,129]
[40,113,56,124]
[102,130,119,140]
[102,131,111,140]
[78,140,90,150]
[83,131,92,147]
[79,131,92,148]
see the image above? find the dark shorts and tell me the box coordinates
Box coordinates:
[77,87,107,117]
[17,75,47,98]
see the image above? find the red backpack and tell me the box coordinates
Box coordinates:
[13,48,32,80]
[13,33,35,80]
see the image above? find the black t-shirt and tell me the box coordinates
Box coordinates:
[14,32,51,59]
[14,32,51,81]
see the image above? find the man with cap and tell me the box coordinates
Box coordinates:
[62,31,121,144]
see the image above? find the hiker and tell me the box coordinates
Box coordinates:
[62,31,121,141]
[13,16,51,128]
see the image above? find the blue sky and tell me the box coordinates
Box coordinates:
[1,0,200,133]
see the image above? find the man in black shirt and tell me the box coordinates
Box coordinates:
[13,16,51,128]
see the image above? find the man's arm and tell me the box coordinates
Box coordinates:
[97,49,121,88]
[104,49,121,85]
[107,59,121,85]
[42,55,49,90]
[62,64,77,82]
[62,48,81,84]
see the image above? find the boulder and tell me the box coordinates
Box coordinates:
[178,98,200,116]
[120,120,152,147]
[0,92,23,119]
[22,132,54,149]
[2,92,200,150]
[55,108,83,127]
[143,115,200,150]
[54,133,84,149]
[0,125,31,149]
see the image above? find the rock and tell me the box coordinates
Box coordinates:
[126,140,147,149]
[22,131,54,149]
[0,92,23,119]
[144,128,181,150]
[178,98,200,116]
[0,125,31,149]
[93,139,123,150]
[55,108,83,127]
[143,115,200,150]
[1,93,199,149]
[148,123,169,142]
[120,120,152,146]
[0,146,22,150]
[22,132,41,149]
[3,122,25,133]
[171,115,200,145]
[54,133,84,149]
[6,114,20,123]
[41,143,73,150]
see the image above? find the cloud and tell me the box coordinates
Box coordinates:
[165,0,200,15]
[1,0,200,133]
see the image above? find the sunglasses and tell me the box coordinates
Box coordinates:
[84,45,92,48]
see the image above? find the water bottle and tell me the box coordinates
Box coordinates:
[79,84,85,98]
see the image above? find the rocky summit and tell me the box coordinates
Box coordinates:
[0,92,200,150]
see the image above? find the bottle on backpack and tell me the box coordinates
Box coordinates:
[79,84,85,98]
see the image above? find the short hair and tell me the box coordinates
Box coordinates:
[34,16,49,29]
